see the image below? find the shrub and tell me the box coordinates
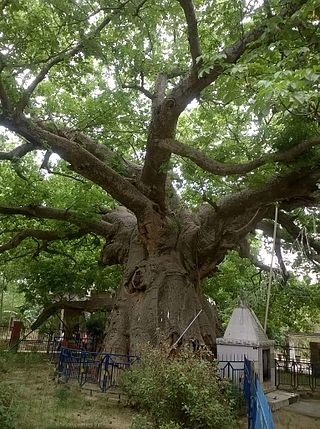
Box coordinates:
[122,347,237,429]
[131,414,153,429]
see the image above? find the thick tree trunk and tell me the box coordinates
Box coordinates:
[103,254,217,355]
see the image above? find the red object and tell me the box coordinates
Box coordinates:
[9,320,23,350]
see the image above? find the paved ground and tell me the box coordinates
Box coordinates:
[238,398,320,428]
[273,400,320,428]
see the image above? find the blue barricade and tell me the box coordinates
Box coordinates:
[58,347,139,392]
[244,357,275,429]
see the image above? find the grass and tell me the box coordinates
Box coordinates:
[0,352,134,429]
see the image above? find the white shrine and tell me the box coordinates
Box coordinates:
[217,303,275,389]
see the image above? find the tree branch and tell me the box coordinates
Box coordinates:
[219,168,320,220]
[0,228,86,254]
[4,116,153,218]
[258,209,320,272]
[255,220,289,279]
[14,1,130,114]
[0,143,36,160]
[40,150,86,183]
[122,84,153,100]
[170,0,308,113]
[159,137,320,176]
[277,211,320,256]
[195,167,320,274]
[238,238,282,275]
[0,77,11,114]
[56,129,142,180]
[0,205,114,237]
[177,0,201,67]
[138,0,308,211]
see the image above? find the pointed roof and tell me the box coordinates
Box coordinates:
[216,304,274,347]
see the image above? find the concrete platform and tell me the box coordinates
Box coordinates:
[266,390,299,411]
[282,399,320,419]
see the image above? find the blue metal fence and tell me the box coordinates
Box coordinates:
[58,347,139,392]
[244,357,275,429]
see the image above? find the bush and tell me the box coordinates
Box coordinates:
[122,347,237,429]
[131,414,153,429]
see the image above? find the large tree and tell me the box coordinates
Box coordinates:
[0,0,319,354]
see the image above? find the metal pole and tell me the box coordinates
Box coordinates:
[264,203,279,332]
[172,309,203,348]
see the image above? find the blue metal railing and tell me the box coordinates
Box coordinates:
[58,347,139,392]
[244,357,274,429]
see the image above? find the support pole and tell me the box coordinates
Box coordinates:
[264,203,279,332]
[172,309,203,348]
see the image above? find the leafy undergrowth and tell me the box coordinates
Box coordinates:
[122,347,244,429]
[0,352,133,429]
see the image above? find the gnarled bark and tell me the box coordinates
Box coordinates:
[104,255,217,355]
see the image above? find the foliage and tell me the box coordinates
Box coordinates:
[0,0,320,349]
[131,414,154,429]
[84,311,107,342]
[122,347,237,429]
[205,250,320,341]
[0,278,25,324]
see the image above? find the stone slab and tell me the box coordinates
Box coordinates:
[266,390,299,411]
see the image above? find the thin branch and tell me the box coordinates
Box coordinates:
[122,84,153,100]
[0,250,36,264]
[256,220,288,279]
[177,0,201,66]
[40,150,86,183]
[14,1,130,113]
[238,237,282,276]
[133,0,148,16]
[258,212,320,271]
[0,228,86,254]
[277,211,320,255]
[159,137,320,176]
[274,238,288,280]
[35,243,78,264]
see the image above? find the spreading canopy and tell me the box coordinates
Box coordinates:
[0,0,320,332]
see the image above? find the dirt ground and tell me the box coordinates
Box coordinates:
[0,353,134,429]
[238,399,320,429]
